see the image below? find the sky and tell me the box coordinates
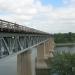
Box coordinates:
[0,0,75,33]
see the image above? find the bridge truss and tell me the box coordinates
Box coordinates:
[0,19,51,58]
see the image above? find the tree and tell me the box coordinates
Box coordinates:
[48,52,75,75]
[54,32,75,43]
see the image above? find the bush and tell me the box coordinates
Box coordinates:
[48,52,75,75]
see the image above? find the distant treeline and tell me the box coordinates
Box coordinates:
[54,32,75,43]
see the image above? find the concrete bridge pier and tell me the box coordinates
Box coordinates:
[17,51,32,75]
[37,38,54,60]
[17,48,37,75]
[36,38,54,69]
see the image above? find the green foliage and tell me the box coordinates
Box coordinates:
[54,32,75,43]
[48,52,75,75]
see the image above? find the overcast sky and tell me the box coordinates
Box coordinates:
[0,0,75,33]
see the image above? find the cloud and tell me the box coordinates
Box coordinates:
[26,0,75,33]
[0,0,75,33]
[0,0,38,23]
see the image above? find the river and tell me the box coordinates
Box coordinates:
[55,44,75,53]
[0,48,37,75]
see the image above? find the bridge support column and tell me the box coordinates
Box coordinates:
[37,43,45,60]
[36,38,54,68]
[17,48,37,75]
[17,51,32,75]
[44,38,54,58]
[36,42,48,68]
[37,39,54,60]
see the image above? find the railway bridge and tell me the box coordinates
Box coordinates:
[0,19,54,75]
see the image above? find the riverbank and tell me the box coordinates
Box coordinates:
[56,43,75,47]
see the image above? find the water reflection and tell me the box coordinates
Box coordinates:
[55,45,75,53]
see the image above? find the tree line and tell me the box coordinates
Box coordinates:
[54,32,75,43]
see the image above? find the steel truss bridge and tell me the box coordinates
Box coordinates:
[0,19,54,75]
